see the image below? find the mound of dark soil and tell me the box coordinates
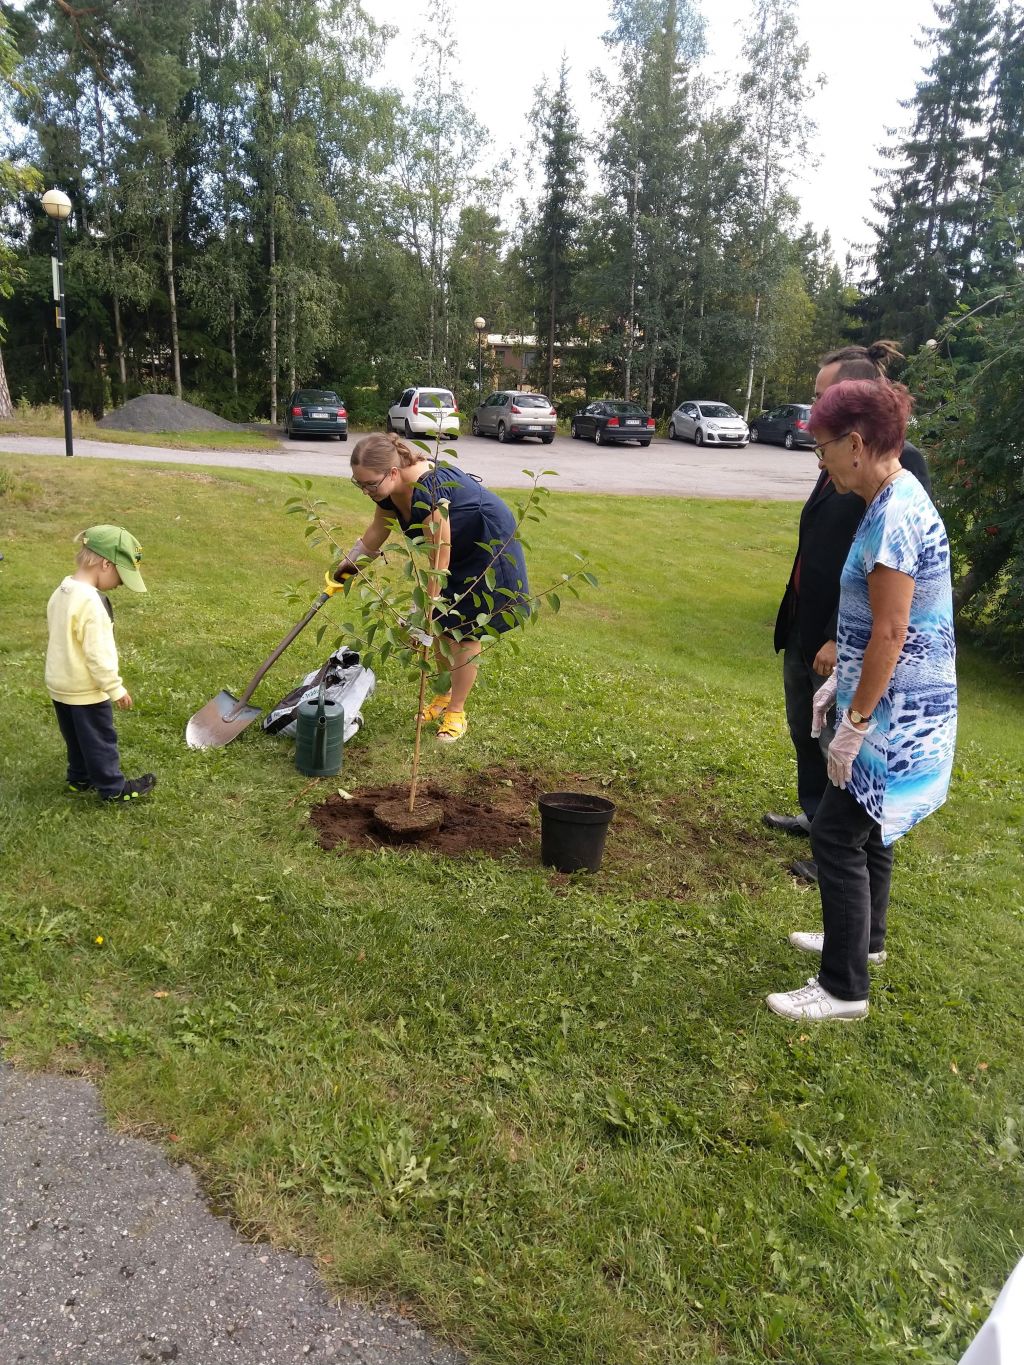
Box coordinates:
[310,777,537,858]
[98,395,242,433]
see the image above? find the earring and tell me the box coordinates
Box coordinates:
[853,459,859,468]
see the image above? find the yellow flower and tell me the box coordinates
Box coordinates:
[94,935,104,945]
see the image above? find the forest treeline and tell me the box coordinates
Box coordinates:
[0,0,852,424]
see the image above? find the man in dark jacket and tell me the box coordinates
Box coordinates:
[764,342,932,881]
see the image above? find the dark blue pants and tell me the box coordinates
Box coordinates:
[52,700,125,797]
[782,620,834,821]
[811,782,894,1001]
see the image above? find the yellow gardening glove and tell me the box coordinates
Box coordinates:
[323,565,354,596]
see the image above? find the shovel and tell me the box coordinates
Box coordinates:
[185,591,331,750]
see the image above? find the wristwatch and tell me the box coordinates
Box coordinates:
[849,708,872,726]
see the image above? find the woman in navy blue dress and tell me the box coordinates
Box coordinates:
[329,432,529,743]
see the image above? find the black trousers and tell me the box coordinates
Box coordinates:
[810,782,894,1001]
[782,619,833,821]
[52,700,125,797]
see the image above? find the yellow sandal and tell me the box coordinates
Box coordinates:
[436,710,468,744]
[418,692,451,723]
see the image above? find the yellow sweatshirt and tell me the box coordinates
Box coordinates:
[45,577,127,704]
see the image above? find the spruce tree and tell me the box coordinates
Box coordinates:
[865,0,998,346]
[522,56,583,400]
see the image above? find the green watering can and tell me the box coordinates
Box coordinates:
[294,679,344,778]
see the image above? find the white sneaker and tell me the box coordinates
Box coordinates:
[789,930,887,965]
[766,976,869,1021]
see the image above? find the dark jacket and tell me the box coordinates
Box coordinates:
[773,441,931,662]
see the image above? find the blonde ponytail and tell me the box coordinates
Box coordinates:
[351,431,420,473]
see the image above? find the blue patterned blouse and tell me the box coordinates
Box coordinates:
[836,473,957,845]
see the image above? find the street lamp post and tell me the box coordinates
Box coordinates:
[42,188,74,459]
[474,316,486,395]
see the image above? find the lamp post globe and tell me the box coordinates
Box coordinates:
[42,188,72,221]
[473,317,486,395]
[42,188,75,458]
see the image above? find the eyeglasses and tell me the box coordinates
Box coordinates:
[813,432,854,459]
[350,469,394,495]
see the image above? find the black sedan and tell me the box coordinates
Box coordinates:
[570,400,655,447]
[748,403,814,450]
[285,388,348,440]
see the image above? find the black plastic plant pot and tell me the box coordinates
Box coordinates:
[538,792,616,873]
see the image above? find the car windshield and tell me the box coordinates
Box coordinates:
[515,394,551,408]
[419,390,454,408]
[296,390,340,404]
[606,402,646,416]
[698,403,738,418]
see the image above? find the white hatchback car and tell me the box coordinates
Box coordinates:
[386,386,460,440]
[668,400,748,447]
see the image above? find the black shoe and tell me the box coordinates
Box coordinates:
[789,859,818,883]
[67,780,94,794]
[763,811,811,836]
[103,773,157,802]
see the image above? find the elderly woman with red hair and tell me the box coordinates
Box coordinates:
[766,380,957,1022]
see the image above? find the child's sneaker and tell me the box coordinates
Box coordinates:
[66,780,94,794]
[103,773,157,802]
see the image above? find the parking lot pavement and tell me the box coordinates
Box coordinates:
[0,432,820,501]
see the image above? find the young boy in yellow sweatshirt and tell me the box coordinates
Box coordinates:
[45,525,156,801]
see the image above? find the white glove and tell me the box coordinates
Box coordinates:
[827,712,875,789]
[810,673,838,739]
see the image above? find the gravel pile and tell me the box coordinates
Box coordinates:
[99,395,242,433]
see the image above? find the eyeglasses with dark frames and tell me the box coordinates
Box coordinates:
[813,432,854,459]
[350,469,394,495]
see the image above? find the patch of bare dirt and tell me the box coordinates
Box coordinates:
[309,768,541,857]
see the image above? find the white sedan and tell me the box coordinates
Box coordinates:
[668,400,748,447]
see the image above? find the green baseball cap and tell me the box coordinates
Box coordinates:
[80,525,147,592]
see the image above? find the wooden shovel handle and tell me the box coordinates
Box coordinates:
[235,592,330,708]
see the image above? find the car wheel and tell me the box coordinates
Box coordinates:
[497,422,507,443]
[695,428,704,446]
[404,419,413,438]
[339,434,347,442]
[385,416,393,433]
[570,421,579,439]
[640,441,651,448]
[668,422,677,441]
[471,416,480,435]
[541,435,554,445]
[594,427,604,446]
[749,426,759,443]
[784,431,794,449]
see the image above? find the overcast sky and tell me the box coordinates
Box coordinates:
[367,0,939,263]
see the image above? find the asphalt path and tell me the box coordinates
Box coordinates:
[0,1064,463,1365]
[0,431,820,501]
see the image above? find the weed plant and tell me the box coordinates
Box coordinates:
[1,454,1022,1364]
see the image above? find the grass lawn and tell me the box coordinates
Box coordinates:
[0,405,280,451]
[1,453,1022,1365]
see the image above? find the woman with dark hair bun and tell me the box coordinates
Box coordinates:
[766,379,957,1022]
[325,431,529,744]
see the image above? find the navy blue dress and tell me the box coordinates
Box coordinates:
[379,465,530,637]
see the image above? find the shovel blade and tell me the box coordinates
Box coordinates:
[185,690,262,750]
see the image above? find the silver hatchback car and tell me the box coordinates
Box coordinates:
[472,391,557,444]
[668,400,749,447]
